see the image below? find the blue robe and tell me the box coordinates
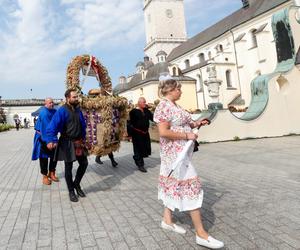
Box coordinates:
[46,105,86,143]
[31,107,56,160]
[46,105,86,162]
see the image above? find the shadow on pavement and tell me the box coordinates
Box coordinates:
[83,153,161,193]
[172,182,225,232]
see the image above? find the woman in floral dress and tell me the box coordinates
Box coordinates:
[153,76,224,249]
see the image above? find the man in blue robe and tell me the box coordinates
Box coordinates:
[46,89,88,202]
[32,98,58,185]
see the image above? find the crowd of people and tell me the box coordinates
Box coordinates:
[14,117,30,130]
[30,78,224,249]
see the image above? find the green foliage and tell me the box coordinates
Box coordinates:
[233,136,240,141]
[0,107,6,124]
[0,124,11,132]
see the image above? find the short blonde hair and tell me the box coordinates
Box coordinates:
[158,79,181,97]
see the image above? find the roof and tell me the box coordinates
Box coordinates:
[113,62,195,94]
[113,83,129,94]
[128,73,143,88]
[1,99,62,107]
[181,61,208,74]
[145,62,173,79]
[144,60,154,69]
[135,61,145,67]
[167,0,290,61]
[156,50,167,56]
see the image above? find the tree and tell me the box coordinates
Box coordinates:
[0,97,5,123]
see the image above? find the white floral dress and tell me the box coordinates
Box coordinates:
[154,99,203,212]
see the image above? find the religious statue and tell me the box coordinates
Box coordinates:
[207,63,217,80]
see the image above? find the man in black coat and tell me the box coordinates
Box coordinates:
[128,97,153,172]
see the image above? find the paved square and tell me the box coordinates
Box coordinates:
[0,129,299,249]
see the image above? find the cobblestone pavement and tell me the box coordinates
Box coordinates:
[0,128,299,250]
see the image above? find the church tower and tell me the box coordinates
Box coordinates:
[143,0,187,63]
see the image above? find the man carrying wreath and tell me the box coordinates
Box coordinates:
[46,89,88,202]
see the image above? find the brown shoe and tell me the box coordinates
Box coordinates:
[48,171,59,182]
[42,175,51,185]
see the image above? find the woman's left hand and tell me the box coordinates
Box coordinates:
[196,119,210,127]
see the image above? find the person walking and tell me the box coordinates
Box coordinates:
[46,89,88,202]
[32,98,58,185]
[153,76,224,249]
[15,118,20,131]
[128,97,153,172]
[95,152,118,167]
[33,116,37,125]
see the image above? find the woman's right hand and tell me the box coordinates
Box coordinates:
[186,132,198,140]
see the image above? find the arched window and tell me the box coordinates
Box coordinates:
[217,44,223,53]
[250,29,258,48]
[197,74,204,92]
[208,51,212,60]
[226,70,233,87]
[198,53,205,63]
[184,59,190,69]
[172,67,177,76]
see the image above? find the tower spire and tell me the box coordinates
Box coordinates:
[143,0,187,63]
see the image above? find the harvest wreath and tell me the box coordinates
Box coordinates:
[66,55,128,156]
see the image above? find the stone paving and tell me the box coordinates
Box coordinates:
[0,128,299,250]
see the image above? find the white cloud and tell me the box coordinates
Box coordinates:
[0,0,145,98]
[0,0,241,98]
[62,0,144,49]
[0,0,64,89]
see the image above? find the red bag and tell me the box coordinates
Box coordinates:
[74,139,86,157]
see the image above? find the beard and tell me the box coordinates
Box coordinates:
[69,100,79,107]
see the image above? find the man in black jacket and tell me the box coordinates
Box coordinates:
[128,97,153,172]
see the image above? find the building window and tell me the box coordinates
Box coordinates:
[226,70,233,87]
[198,53,205,63]
[250,29,258,48]
[140,88,144,95]
[197,74,204,92]
[184,59,190,69]
[208,51,212,60]
[166,9,173,18]
[172,67,177,76]
[148,14,151,23]
[216,44,223,53]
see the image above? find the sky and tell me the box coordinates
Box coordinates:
[0,0,242,100]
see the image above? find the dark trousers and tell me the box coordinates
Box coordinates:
[133,143,144,167]
[64,156,88,192]
[108,152,114,160]
[39,157,57,176]
[96,153,114,161]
